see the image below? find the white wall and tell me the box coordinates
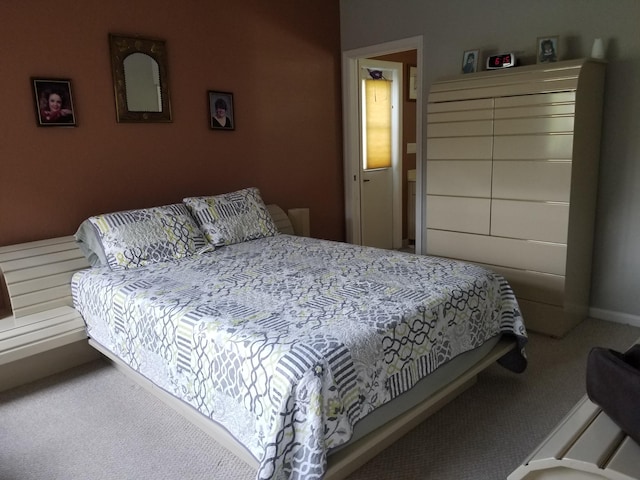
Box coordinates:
[340,0,640,323]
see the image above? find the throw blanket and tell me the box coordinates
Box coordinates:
[72,234,527,480]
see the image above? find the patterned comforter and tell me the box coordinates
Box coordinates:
[72,234,527,480]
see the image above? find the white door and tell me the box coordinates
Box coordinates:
[358,59,403,249]
[341,37,423,253]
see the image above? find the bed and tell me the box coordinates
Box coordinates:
[70,187,527,480]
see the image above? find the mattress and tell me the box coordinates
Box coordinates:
[72,234,527,480]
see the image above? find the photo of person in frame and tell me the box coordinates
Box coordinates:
[33,79,76,126]
[209,91,234,130]
[538,36,558,63]
[462,50,478,74]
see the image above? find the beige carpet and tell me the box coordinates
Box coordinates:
[1,317,638,480]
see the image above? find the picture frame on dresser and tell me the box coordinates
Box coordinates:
[462,50,479,74]
[32,78,77,127]
[537,35,559,63]
[209,90,235,130]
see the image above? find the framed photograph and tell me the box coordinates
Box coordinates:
[537,35,559,63]
[462,50,479,74]
[32,78,77,126]
[209,90,235,130]
[406,65,417,101]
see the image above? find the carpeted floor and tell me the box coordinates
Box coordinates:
[1,317,638,480]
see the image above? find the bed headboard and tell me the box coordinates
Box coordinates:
[0,204,302,321]
[266,204,295,235]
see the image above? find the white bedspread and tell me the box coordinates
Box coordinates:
[72,234,526,480]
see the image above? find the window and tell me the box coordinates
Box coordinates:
[362,77,392,170]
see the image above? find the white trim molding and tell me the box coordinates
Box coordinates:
[589,307,640,328]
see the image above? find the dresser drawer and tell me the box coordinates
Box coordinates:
[494,116,575,135]
[494,103,575,119]
[428,120,493,137]
[426,229,566,275]
[492,160,571,202]
[428,98,494,114]
[491,199,569,243]
[427,196,490,234]
[494,91,575,108]
[426,160,492,197]
[493,134,573,160]
[427,109,493,123]
[476,263,565,306]
[427,136,493,160]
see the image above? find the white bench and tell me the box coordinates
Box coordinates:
[0,235,99,391]
[508,394,640,480]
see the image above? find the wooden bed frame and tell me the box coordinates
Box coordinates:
[93,332,514,479]
[0,204,517,478]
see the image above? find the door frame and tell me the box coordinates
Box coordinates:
[341,36,424,253]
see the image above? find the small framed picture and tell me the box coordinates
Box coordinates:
[406,65,417,101]
[462,50,479,74]
[537,36,559,63]
[32,78,77,126]
[209,90,235,130]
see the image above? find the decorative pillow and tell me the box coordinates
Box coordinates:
[183,187,278,246]
[87,203,208,270]
[74,219,109,267]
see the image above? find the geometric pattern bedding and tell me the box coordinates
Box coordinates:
[71,234,527,480]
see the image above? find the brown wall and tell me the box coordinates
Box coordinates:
[0,1,344,247]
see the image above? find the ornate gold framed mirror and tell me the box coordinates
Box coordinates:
[109,33,172,123]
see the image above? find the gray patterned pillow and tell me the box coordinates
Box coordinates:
[87,203,208,270]
[183,187,278,246]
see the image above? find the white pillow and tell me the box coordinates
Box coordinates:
[87,203,208,270]
[74,219,109,267]
[183,187,278,246]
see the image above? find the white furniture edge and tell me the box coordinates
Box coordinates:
[509,336,640,480]
[508,396,640,480]
[0,235,92,368]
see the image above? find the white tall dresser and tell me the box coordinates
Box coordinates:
[426,58,606,337]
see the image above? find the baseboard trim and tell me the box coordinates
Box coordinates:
[589,307,640,328]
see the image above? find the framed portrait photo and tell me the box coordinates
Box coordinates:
[462,49,479,74]
[537,35,559,64]
[32,78,77,127]
[209,90,235,130]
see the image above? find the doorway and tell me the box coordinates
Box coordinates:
[359,58,403,249]
[341,36,424,253]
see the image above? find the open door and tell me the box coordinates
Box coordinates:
[358,59,402,249]
[342,36,424,253]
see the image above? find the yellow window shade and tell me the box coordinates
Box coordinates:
[365,79,392,169]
